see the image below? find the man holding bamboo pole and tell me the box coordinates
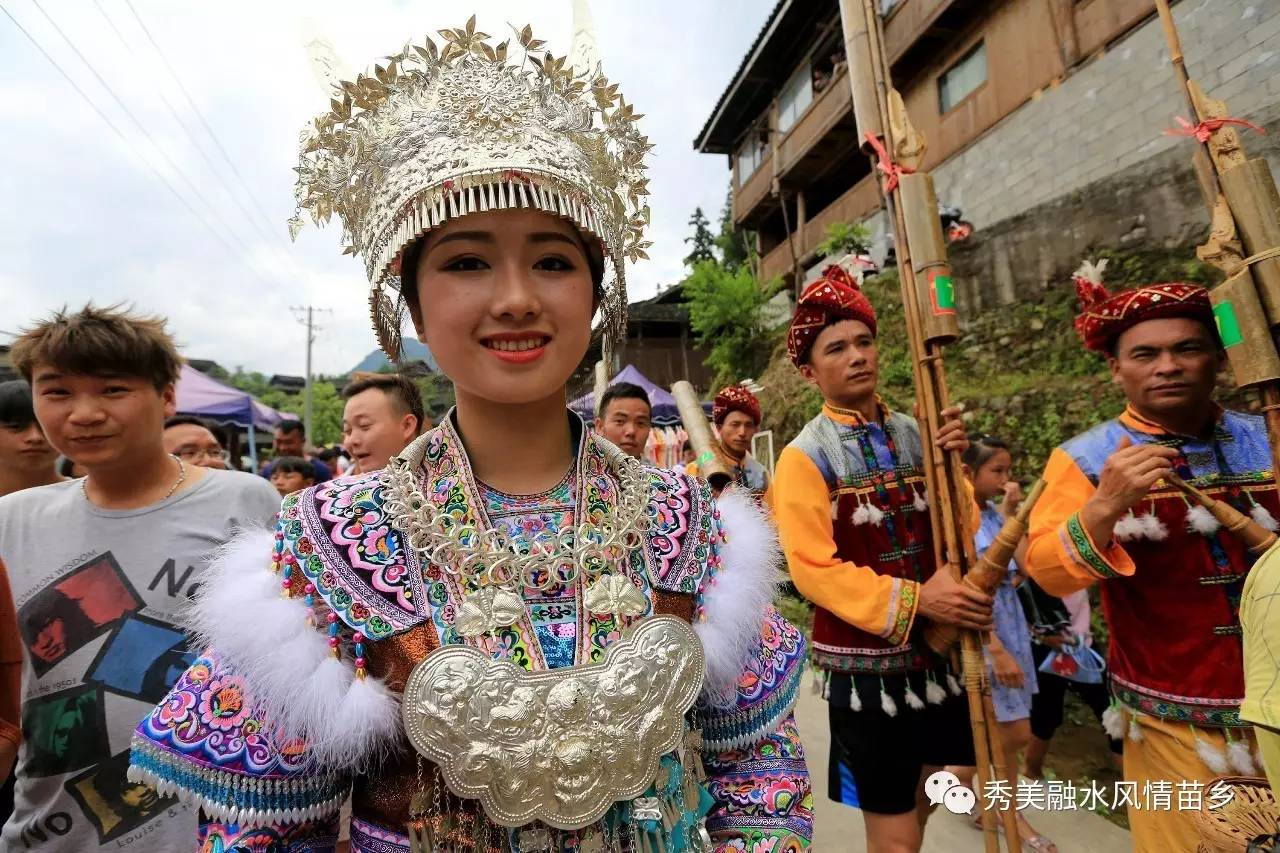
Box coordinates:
[769,261,993,851]
[1026,261,1279,851]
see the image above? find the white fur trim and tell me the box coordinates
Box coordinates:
[1128,715,1143,743]
[867,504,885,526]
[925,677,947,705]
[694,487,783,706]
[904,683,925,710]
[880,687,898,716]
[852,504,870,526]
[186,528,400,771]
[913,491,927,512]
[946,672,963,696]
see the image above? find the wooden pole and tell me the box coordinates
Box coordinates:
[842,0,1019,848]
[1152,0,1280,489]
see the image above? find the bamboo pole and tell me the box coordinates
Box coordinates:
[924,479,1047,653]
[670,381,732,491]
[843,0,1018,848]
[1165,472,1280,554]
[1152,0,1280,483]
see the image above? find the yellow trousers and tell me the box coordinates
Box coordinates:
[1123,714,1256,853]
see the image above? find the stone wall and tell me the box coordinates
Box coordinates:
[920,0,1280,307]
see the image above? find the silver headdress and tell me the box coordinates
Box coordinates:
[290,17,653,359]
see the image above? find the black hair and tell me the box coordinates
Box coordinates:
[0,380,37,428]
[164,415,213,431]
[597,382,651,418]
[342,373,426,435]
[276,420,305,437]
[58,457,78,477]
[962,434,1010,471]
[271,456,315,480]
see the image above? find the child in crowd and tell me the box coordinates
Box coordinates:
[955,435,1055,852]
[269,456,315,497]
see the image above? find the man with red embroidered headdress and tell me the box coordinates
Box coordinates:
[710,384,769,495]
[770,262,994,851]
[1027,259,1278,852]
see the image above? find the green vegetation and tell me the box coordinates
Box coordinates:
[756,247,1245,481]
[814,221,872,261]
[224,368,455,448]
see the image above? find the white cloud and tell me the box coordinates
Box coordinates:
[0,0,772,374]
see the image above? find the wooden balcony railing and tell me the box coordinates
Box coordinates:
[883,0,956,65]
[733,149,774,226]
[776,68,852,178]
[758,174,883,286]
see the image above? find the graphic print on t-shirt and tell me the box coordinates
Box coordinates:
[86,614,195,704]
[16,552,188,846]
[63,749,177,844]
[17,553,144,677]
[21,685,110,778]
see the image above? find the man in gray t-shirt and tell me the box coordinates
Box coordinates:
[0,472,278,851]
[0,305,282,852]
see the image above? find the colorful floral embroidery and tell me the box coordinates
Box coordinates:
[1063,512,1122,580]
[704,716,813,848]
[884,578,919,647]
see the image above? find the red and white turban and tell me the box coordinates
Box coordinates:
[1072,259,1214,353]
[786,264,878,366]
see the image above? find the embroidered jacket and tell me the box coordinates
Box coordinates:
[771,403,952,675]
[130,416,812,852]
[1027,405,1279,727]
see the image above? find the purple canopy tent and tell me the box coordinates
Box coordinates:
[175,365,285,464]
[569,364,709,426]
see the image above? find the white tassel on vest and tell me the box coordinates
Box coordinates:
[1195,733,1230,775]
[1101,705,1126,741]
[1252,503,1280,533]
[1185,504,1222,537]
[1228,737,1259,775]
[903,682,926,710]
[925,675,947,705]
[946,672,963,696]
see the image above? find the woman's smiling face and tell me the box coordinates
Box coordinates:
[409,208,597,406]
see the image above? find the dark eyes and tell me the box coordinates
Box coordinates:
[439,256,576,273]
[442,256,489,272]
[534,256,575,272]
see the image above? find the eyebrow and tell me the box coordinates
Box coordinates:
[427,230,582,251]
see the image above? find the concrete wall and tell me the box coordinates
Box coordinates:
[920,0,1280,308]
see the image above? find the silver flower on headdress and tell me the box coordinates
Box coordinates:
[290,17,653,359]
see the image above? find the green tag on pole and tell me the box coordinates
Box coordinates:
[929,271,956,315]
[1214,301,1245,348]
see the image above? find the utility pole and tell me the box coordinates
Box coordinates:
[290,306,330,447]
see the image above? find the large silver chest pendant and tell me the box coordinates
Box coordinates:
[402,615,706,830]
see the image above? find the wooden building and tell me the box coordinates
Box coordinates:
[695,0,1229,292]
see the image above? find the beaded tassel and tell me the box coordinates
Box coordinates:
[326,612,341,659]
[354,631,367,680]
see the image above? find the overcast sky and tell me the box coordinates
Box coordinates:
[0,0,773,375]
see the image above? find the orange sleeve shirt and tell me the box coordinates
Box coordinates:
[1026,447,1136,597]
[769,445,920,644]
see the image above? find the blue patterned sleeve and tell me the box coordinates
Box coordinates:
[699,608,814,851]
[129,650,349,847]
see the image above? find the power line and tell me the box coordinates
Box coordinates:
[25,0,270,266]
[122,0,286,246]
[90,0,304,276]
[0,0,251,269]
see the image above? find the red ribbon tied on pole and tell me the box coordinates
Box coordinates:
[865,132,914,193]
[1165,114,1265,144]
